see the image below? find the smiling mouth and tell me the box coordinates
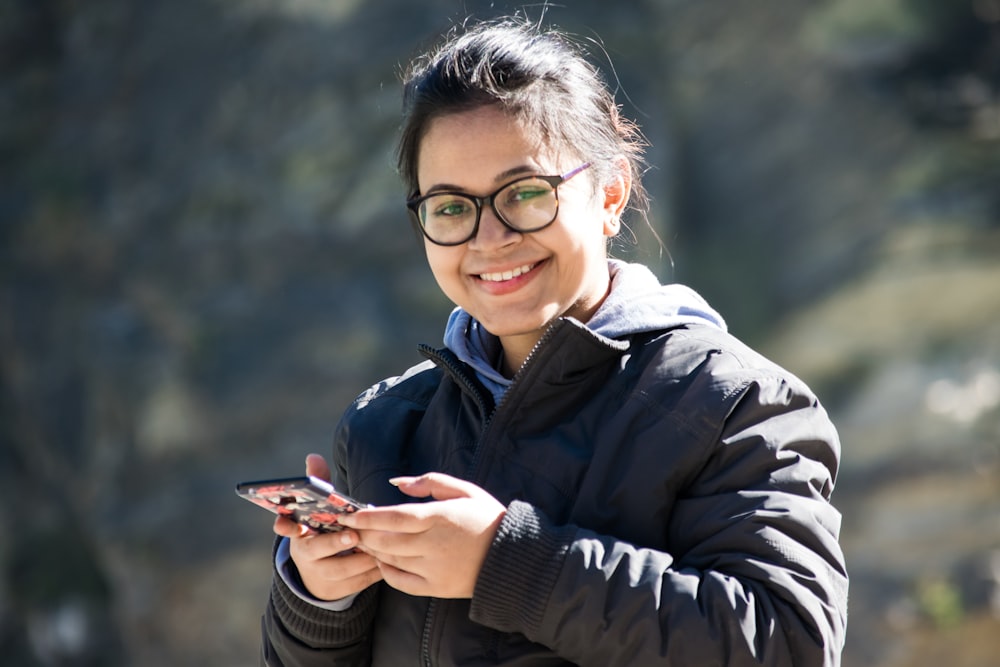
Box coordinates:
[478,262,538,282]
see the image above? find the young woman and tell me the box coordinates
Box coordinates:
[261,17,848,667]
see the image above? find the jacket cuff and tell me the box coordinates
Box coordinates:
[469,500,576,634]
[269,561,378,648]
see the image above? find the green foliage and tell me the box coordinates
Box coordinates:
[889,137,1000,231]
[916,575,965,629]
[803,0,984,57]
[803,0,927,52]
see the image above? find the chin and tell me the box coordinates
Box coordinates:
[478,313,558,338]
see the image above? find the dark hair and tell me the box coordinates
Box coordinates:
[396,17,649,220]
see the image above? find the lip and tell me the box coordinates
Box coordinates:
[471,260,544,294]
[477,261,539,282]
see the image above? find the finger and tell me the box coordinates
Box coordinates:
[389,472,481,501]
[292,528,361,560]
[337,506,432,533]
[321,550,384,580]
[305,453,332,481]
[354,528,428,558]
[273,515,307,538]
[375,559,429,597]
[327,566,384,599]
[302,552,385,601]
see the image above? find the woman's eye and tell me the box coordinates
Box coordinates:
[431,198,472,218]
[506,184,550,205]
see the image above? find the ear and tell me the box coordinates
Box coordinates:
[601,159,631,237]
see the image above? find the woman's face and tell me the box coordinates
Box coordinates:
[416,105,626,364]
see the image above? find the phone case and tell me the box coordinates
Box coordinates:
[235,476,369,533]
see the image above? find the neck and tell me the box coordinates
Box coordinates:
[496,268,614,377]
[497,333,535,378]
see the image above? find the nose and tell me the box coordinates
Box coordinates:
[468,204,520,250]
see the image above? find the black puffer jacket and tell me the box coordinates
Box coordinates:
[261,319,848,666]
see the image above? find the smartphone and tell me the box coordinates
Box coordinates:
[235,476,370,533]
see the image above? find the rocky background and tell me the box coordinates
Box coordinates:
[2,0,998,665]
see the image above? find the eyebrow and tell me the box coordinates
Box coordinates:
[424,164,539,195]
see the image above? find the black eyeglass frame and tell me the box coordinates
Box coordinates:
[405,162,592,246]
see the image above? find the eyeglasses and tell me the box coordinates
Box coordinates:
[406,162,591,246]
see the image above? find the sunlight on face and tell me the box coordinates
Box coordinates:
[417,105,621,367]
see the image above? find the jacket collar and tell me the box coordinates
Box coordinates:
[423,316,632,413]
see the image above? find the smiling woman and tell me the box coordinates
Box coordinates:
[415,106,626,372]
[258,15,849,667]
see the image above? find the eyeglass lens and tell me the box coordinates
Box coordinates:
[417,177,558,244]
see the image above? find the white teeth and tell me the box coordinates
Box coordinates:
[479,263,535,282]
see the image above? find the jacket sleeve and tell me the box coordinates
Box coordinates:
[260,403,382,667]
[261,569,378,667]
[469,371,849,666]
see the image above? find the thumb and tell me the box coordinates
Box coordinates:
[305,453,331,482]
[389,472,480,501]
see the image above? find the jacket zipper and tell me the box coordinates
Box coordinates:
[419,599,436,667]
[414,322,564,666]
[468,321,561,483]
[415,345,489,667]
[418,344,492,418]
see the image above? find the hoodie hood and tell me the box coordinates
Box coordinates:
[585,259,726,338]
[443,260,726,403]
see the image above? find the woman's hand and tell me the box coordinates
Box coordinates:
[273,453,383,601]
[337,473,506,599]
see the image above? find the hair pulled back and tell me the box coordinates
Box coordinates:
[397,17,648,218]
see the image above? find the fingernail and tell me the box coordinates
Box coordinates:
[340,532,353,546]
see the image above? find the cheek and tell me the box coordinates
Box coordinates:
[424,244,462,292]
[554,202,611,252]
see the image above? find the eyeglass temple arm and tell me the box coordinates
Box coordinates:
[560,162,592,181]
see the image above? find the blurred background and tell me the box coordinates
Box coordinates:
[2,0,998,665]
